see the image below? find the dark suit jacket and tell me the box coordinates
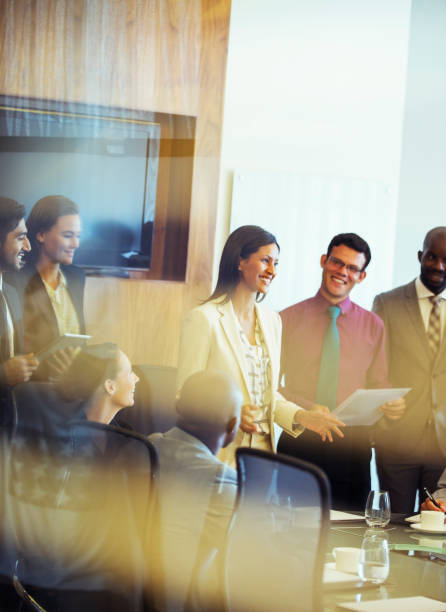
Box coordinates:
[16,263,86,355]
[12,264,86,380]
[373,280,446,457]
[0,280,24,426]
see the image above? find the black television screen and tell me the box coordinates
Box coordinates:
[0,98,160,274]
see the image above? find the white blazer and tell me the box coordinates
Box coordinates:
[176,297,301,464]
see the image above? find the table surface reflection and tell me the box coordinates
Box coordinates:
[323,518,446,611]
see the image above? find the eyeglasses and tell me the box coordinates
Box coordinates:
[327,255,363,275]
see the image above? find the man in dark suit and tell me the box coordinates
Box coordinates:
[373,227,446,513]
[0,197,38,426]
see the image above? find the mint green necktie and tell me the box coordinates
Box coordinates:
[316,305,341,411]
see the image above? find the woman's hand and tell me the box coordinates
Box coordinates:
[47,346,79,380]
[240,403,260,433]
[294,407,345,442]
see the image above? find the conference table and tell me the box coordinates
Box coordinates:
[323,516,446,611]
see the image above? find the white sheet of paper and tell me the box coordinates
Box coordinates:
[405,514,420,523]
[338,596,446,611]
[330,510,364,522]
[332,388,411,426]
[323,563,360,585]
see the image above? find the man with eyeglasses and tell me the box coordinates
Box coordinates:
[278,233,405,511]
[373,227,446,514]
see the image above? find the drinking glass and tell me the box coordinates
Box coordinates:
[365,490,391,528]
[358,531,389,584]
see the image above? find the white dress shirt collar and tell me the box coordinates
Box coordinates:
[415,276,446,337]
[0,272,15,357]
[415,276,446,300]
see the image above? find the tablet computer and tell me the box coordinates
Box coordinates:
[36,333,91,363]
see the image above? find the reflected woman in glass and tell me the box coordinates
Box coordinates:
[18,195,85,378]
[177,225,344,466]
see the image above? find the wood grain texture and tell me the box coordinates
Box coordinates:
[0,0,202,114]
[84,277,185,366]
[0,0,231,366]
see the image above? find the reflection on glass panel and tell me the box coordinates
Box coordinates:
[0,97,160,274]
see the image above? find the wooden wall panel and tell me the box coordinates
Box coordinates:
[0,0,203,115]
[0,0,231,366]
[84,278,185,366]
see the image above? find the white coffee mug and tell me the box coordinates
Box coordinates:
[420,510,445,530]
[333,547,361,573]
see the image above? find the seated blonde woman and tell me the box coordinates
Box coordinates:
[58,342,139,426]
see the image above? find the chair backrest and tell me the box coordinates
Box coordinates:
[224,448,330,612]
[13,564,47,612]
[67,421,160,608]
[119,365,177,435]
[2,387,159,611]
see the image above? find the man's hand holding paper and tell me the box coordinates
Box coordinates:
[379,397,406,421]
[332,388,410,427]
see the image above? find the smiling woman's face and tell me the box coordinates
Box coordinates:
[37,214,81,265]
[109,351,140,409]
[238,243,279,295]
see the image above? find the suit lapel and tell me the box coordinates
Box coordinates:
[62,266,84,331]
[3,281,23,355]
[433,300,446,369]
[217,300,251,397]
[404,281,431,361]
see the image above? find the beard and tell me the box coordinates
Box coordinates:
[0,246,20,272]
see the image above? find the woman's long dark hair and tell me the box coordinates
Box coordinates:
[204,225,279,304]
[26,195,80,263]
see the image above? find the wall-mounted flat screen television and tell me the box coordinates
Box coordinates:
[0,96,196,279]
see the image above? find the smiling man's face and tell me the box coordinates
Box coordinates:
[0,218,30,271]
[418,231,446,295]
[319,244,366,304]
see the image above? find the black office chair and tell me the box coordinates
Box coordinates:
[4,385,159,611]
[68,421,161,610]
[119,365,177,435]
[224,448,331,612]
[13,561,47,612]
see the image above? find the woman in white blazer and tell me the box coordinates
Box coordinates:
[177,225,344,465]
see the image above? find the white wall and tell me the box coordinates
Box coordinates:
[394,0,446,287]
[229,171,393,312]
[216,0,411,309]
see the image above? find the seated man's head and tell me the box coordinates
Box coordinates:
[58,343,139,424]
[176,370,242,453]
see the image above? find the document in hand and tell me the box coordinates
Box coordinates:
[332,388,410,427]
